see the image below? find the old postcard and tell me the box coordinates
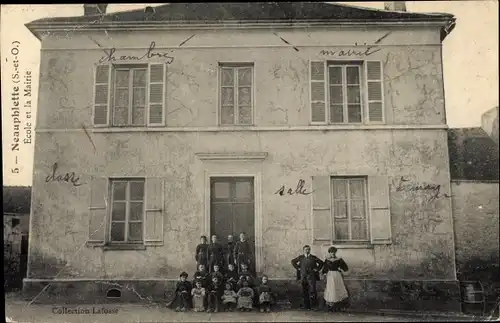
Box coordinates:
[2,2,499,323]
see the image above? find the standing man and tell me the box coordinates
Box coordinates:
[291,245,324,310]
[208,235,224,273]
[234,232,253,274]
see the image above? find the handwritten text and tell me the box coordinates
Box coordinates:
[395,176,451,201]
[45,163,83,187]
[275,179,312,196]
[99,41,174,64]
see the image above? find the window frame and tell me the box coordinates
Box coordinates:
[218,63,255,126]
[108,178,146,245]
[331,176,370,243]
[326,61,365,125]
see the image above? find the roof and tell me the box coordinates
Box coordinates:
[26,3,455,39]
[3,186,32,215]
[448,128,500,181]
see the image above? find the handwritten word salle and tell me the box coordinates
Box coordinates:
[45,163,83,187]
[275,179,312,196]
[319,43,381,58]
[99,41,174,64]
[395,176,451,200]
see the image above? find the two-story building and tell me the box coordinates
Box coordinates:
[24,2,459,311]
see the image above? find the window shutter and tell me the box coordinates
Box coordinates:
[144,177,164,246]
[87,177,109,246]
[312,176,332,241]
[93,65,111,126]
[148,63,166,126]
[368,176,392,244]
[310,61,327,123]
[365,61,384,123]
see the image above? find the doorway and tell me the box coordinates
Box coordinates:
[210,176,255,273]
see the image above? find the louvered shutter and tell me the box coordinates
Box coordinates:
[310,61,327,123]
[148,64,166,126]
[365,61,384,123]
[93,65,111,126]
[144,177,165,246]
[87,177,109,246]
[368,176,392,244]
[312,176,332,241]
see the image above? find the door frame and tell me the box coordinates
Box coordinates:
[204,171,262,274]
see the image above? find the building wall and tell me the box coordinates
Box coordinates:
[481,107,499,144]
[28,26,456,282]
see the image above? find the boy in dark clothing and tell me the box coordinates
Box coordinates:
[210,264,224,283]
[225,235,236,269]
[172,272,192,312]
[193,264,210,288]
[207,275,224,313]
[237,263,255,288]
[195,236,209,270]
[225,263,239,291]
[234,232,253,274]
[208,235,225,273]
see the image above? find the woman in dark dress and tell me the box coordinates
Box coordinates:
[322,246,349,312]
[195,236,209,271]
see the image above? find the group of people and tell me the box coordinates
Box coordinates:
[169,233,350,313]
[169,232,274,313]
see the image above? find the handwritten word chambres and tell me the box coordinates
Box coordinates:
[99,41,174,64]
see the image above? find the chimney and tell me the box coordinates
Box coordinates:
[83,4,108,16]
[384,2,407,12]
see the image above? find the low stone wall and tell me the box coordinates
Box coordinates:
[23,278,462,313]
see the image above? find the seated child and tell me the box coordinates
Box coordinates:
[221,283,238,312]
[225,263,239,290]
[173,272,192,312]
[191,280,206,312]
[193,264,210,288]
[237,263,255,288]
[207,275,224,313]
[237,280,254,311]
[257,275,273,313]
[210,264,224,283]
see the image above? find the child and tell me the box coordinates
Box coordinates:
[207,275,224,313]
[210,264,224,283]
[191,280,206,312]
[193,264,209,288]
[225,234,236,268]
[234,232,252,274]
[237,280,254,311]
[237,263,255,288]
[221,283,238,312]
[257,275,273,313]
[225,263,239,290]
[173,272,192,312]
[208,235,225,273]
[195,235,209,270]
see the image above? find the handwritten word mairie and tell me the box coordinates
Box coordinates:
[45,163,83,187]
[275,179,312,196]
[99,41,174,64]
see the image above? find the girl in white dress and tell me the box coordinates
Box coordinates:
[322,246,349,312]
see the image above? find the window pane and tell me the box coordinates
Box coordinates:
[115,88,129,107]
[129,223,143,241]
[238,68,252,86]
[113,182,127,200]
[111,222,125,241]
[332,179,347,199]
[238,87,251,106]
[221,68,234,86]
[235,181,253,200]
[347,86,361,104]
[238,106,252,125]
[334,201,348,219]
[346,66,360,84]
[351,220,368,240]
[334,220,349,240]
[214,182,230,199]
[132,106,145,125]
[115,70,129,87]
[112,202,126,221]
[133,69,147,86]
[221,87,234,105]
[329,86,343,104]
[328,66,342,85]
[113,106,129,125]
[130,202,143,221]
[130,181,145,200]
[351,200,366,219]
[349,180,365,198]
[330,105,344,123]
[220,106,234,124]
[348,105,362,123]
[133,88,146,106]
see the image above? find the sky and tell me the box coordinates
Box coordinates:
[1,2,499,187]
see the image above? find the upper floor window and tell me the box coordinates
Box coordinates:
[219,63,254,125]
[93,63,166,127]
[310,60,384,124]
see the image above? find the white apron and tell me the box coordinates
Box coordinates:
[323,270,349,304]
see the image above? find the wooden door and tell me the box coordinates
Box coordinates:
[210,177,255,272]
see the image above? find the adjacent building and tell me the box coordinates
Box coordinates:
[24,2,461,311]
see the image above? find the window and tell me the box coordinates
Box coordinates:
[331,177,368,242]
[310,60,384,124]
[219,64,254,125]
[93,64,166,127]
[109,179,145,243]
